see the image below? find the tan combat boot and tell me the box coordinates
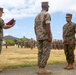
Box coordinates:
[0,68,3,72]
[37,68,52,74]
[64,64,69,69]
[66,63,74,70]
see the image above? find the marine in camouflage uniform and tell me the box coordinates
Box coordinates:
[24,41,27,48]
[29,38,34,49]
[51,41,53,49]
[0,7,15,72]
[21,41,24,48]
[55,40,58,50]
[5,41,8,49]
[53,39,57,50]
[63,13,76,70]
[18,40,21,48]
[60,40,63,49]
[34,2,52,74]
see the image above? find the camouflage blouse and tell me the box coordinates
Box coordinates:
[0,18,5,41]
[63,22,76,44]
[34,10,51,40]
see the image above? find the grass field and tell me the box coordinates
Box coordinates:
[0,46,76,69]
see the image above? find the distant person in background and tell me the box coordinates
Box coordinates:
[34,2,52,74]
[5,41,8,49]
[30,38,35,49]
[63,13,76,70]
[0,7,15,72]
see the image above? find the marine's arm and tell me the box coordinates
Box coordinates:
[75,24,76,33]
[34,25,37,35]
[46,23,52,42]
[4,22,15,29]
[63,26,64,38]
[45,13,52,42]
[34,18,37,35]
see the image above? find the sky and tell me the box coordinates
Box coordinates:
[0,0,76,40]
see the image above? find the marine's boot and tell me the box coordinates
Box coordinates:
[37,68,52,74]
[64,64,69,69]
[66,63,74,70]
[0,68,3,72]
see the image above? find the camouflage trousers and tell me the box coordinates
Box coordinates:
[37,40,51,68]
[64,44,75,64]
[0,41,2,54]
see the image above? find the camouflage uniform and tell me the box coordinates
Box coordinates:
[21,41,24,48]
[60,40,63,49]
[0,18,5,54]
[5,41,8,49]
[63,22,76,63]
[53,40,57,49]
[37,40,51,68]
[24,41,26,48]
[34,10,52,68]
[29,38,34,49]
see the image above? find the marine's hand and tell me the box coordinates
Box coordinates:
[48,37,52,42]
[74,41,76,44]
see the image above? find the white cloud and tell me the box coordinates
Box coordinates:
[50,0,76,13]
[0,0,76,20]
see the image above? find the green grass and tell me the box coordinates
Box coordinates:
[0,46,76,69]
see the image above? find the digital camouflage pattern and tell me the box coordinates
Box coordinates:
[63,22,76,63]
[51,40,63,50]
[0,18,5,54]
[34,10,51,40]
[64,44,75,63]
[63,22,76,45]
[34,10,52,68]
[37,40,51,68]
[29,39,35,49]
[0,18,5,41]
[0,41,2,54]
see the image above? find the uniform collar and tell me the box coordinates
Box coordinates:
[41,10,47,12]
[67,22,73,25]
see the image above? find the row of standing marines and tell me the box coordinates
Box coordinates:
[4,37,64,50]
[17,39,64,50]
[0,1,76,74]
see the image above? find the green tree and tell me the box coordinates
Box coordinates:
[13,39,18,44]
[7,40,15,46]
[20,36,28,42]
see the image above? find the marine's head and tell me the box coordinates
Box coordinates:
[66,13,72,23]
[41,2,49,11]
[0,7,4,17]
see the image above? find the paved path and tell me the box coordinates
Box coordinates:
[0,63,76,75]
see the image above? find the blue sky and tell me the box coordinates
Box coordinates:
[0,0,76,40]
